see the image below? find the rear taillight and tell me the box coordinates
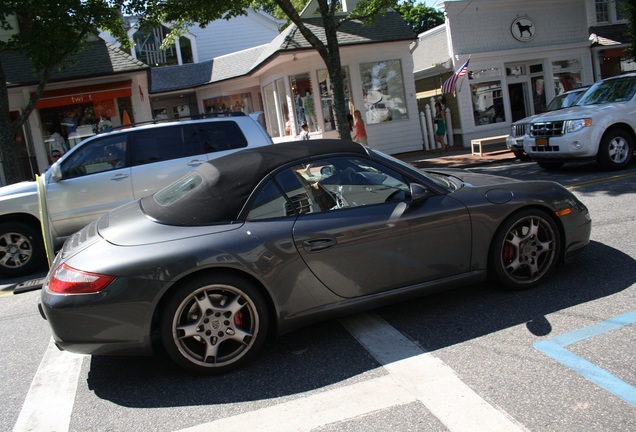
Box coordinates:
[48,263,115,294]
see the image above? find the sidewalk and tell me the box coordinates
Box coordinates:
[395,145,516,169]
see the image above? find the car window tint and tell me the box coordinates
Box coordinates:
[197,121,248,152]
[246,180,290,220]
[61,135,128,179]
[131,127,184,165]
[182,124,212,156]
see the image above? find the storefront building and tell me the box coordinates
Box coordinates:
[1,39,151,185]
[149,6,424,156]
[413,0,633,146]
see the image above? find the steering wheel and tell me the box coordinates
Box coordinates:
[385,189,406,203]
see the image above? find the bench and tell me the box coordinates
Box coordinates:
[470,134,509,156]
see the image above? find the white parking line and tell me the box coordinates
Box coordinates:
[179,312,527,432]
[13,338,85,432]
[342,312,527,432]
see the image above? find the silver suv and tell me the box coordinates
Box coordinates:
[0,114,273,277]
[523,73,636,170]
[507,86,589,160]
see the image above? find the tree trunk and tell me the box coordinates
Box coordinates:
[0,60,21,185]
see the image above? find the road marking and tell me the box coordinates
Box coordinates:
[534,310,636,407]
[341,313,526,432]
[13,338,85,432]
[179,312,526,432]
[566,172,636,190]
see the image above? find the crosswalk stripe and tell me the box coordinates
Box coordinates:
[13,338,85,432]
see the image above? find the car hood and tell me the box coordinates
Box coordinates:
[511,113,543,126]
[526,103,620,122]
[0,180,37,198]
[98,200,243,247]
[426,168,523,187]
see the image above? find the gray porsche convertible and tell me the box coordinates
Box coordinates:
[39,140,591,374]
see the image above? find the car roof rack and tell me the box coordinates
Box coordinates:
[100,111,247,134]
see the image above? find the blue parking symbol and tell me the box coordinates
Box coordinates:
[534,311,636,407]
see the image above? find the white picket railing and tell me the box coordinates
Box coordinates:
[419,97,454,151]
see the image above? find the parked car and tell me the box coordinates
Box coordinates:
[507,86,590,160]
[0,113,273,277]
[39,140,591,374]
[522,73,636,170]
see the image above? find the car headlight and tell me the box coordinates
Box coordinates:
[564,118,592,134]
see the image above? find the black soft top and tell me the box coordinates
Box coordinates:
[141,139,369,225]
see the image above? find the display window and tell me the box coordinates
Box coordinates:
[203,93,253,114]
[471,80,505,126]
[359,61,407,125]
[262,80,289,138]
[289,73,316,133]
[38,96,133,159]
[317,66,353,132]
[552,59,582,95]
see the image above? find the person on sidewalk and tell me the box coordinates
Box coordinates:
[434,102,450,153]
[352,110,368,146]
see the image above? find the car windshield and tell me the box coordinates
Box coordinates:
[545,88,587,111]
[574,76,636,106]
[371,149,454,191]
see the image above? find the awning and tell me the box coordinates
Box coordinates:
[35,80,132,109]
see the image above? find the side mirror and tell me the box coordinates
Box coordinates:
[50,163,62,182]
[410,183,430,202]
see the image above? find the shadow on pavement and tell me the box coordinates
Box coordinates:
[86,240,634,408]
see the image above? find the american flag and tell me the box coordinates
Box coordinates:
[441,58,470,94]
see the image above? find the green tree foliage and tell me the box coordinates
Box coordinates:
[394,0,444,35]
[0,0,128,185]
[125,0,397,141]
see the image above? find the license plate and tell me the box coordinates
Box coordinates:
[536,137,548,146]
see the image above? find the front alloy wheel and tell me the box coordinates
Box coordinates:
[597,128,633,170]
[161,274,268,374]
[491,209,560,290]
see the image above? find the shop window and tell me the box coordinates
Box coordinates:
[359,61,408,125]
[290,73,317,133]
[552,59,582,95]
[204,93,253,114]
[276,79,290,135]
[468,67,502,81]
[471,81,505,126]
[317,67,353,131]
[261,80,288,138]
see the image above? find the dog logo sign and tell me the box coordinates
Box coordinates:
[511,17,535,42]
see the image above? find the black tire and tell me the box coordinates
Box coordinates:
[513,150,531,161]
[0,221,46,278]
[490,209,561,291]
[537,162,564,171]
[161,274,269,374]
[597,128,633,171]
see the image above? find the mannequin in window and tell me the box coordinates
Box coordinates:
[303,89,317,132]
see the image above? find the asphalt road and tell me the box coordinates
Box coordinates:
[1,158,635,432]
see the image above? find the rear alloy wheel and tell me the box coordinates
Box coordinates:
[161,274,268,374]
[537,162,564,171]
[0,221,45,278]
[491,209,560,290]
[597,128,633,170]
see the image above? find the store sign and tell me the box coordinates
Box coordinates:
[511,17,535,42]
[35,81,132,109]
